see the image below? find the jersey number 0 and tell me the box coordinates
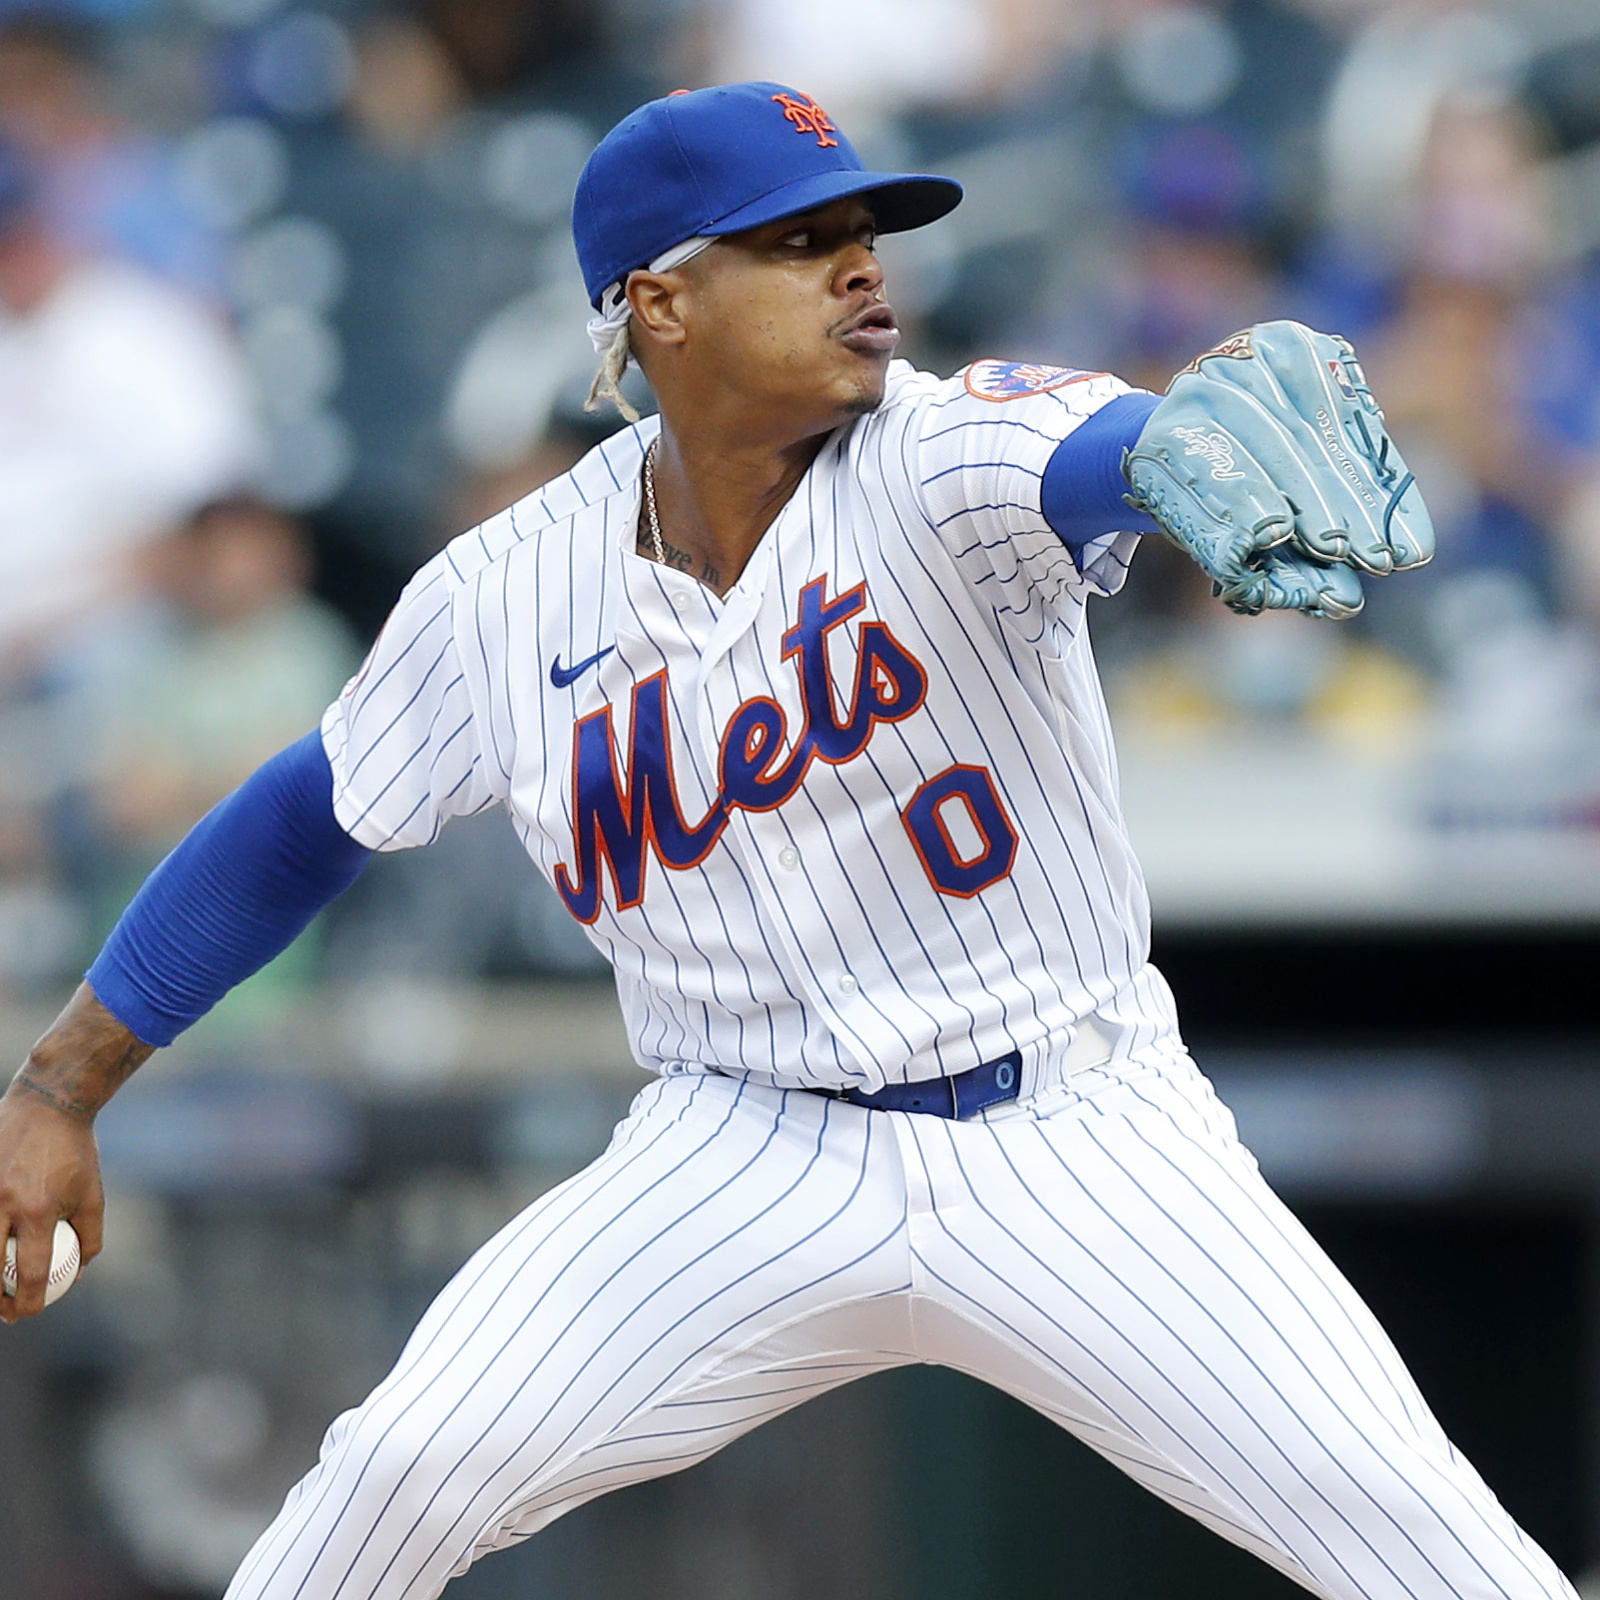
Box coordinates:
[555,578,1020,921]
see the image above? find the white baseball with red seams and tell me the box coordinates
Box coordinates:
[217,360,1578,1600]
[2,1217,80,1307]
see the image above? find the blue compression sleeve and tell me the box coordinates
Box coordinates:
[1040,390,1162,556]
[88,730,372,1047]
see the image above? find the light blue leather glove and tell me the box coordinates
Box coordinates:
[1124,322,1435,619]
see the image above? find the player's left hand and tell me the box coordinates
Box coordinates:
[1123,320,1434,618]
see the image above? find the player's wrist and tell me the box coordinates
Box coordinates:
[5,1070,99,1125]
[8,981,155,1125]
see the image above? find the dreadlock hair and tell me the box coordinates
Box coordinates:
[584,321,640,424]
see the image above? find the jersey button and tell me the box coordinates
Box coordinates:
[777,846,799,871]
[838,973,858,996]
[671,590,690,612]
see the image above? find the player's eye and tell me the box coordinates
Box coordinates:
[779,229,811,249]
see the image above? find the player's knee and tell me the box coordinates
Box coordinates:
[321,1403,467,1536]
[317,1404,361,1462]
[1274,1431,1525,1599]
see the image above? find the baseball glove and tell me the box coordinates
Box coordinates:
[1123,321,1434,620]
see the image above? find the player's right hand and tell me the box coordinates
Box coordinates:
[0,1087,103,1322]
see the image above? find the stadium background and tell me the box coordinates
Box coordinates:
[2,0,1600,1595]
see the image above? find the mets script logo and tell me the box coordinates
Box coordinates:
[1172,424,1245,481]
[772,92,838,148]
[964,360,1099,402]
[555,578,925,922]
[554,578,1022,919]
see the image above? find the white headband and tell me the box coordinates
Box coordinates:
[586,237,715,356]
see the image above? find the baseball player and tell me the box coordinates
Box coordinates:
[0,82,1576,1600]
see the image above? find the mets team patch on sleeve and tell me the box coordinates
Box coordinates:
[963,360,1102,401]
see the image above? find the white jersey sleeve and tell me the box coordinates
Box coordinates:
[319,423,656,851]
[911,360,1150,628]
[320,556,501,851]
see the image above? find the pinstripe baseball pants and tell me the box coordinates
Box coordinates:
[226,1050,1576,1600]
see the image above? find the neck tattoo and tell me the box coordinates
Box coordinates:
[641,439,723,590]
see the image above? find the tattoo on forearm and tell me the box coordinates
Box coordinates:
[11,1073,94,1121]
[15,1036,150,1120]
[6,983,155,1121]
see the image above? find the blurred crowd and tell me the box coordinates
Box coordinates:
[0,0,1599,998]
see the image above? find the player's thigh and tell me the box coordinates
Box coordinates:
[230,1076,912,1600]
[905,1060,1575,1600]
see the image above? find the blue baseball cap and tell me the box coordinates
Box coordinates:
[572,81,962,308]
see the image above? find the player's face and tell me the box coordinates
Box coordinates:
[683,197,897,429]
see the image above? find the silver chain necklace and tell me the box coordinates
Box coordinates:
[642,439,667,566]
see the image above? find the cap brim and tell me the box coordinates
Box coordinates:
[704,169,962,239]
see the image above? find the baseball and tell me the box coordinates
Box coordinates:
[2,1219,82,1307]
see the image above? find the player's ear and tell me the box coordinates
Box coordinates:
[627,270,691,350]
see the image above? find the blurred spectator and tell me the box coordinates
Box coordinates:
[0,12,222,293]
[257,10,482,598]
[1319,1,1529,272]
[1051,118,1283,391]
[1424,565,1600,760]
[424,0,647,119]
[1348,98,1571,683]
[445,274,649,520]
[77,499,356,1004]
[0,140,259,679]
[1554,426,1600,631]
[1108,602,1430,749]
[88,497,356,885]
[970,0,1336,376]
[1103,0,1337,163]
[254,1,657,623]
[0,135,257,994]
[449,389,641,536]
[700,0,1086,128]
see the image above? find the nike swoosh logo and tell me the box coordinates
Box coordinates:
[549,645,615,689]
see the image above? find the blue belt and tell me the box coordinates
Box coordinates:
[835,1050,1022,1120]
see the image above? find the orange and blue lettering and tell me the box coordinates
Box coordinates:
[555,578,928,919]
[902,765,1018,898]
[555,671,726,923]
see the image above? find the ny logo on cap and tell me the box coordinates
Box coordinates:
[772,92,838,148]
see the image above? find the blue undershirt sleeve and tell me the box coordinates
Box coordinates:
[1040,390,1162,558]
[87,729,373,1048]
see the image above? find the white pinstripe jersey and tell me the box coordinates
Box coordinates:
[322,359,1184,1092]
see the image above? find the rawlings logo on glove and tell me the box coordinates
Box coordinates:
[1123,320,1434,620]
[1171,425,1246,481]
